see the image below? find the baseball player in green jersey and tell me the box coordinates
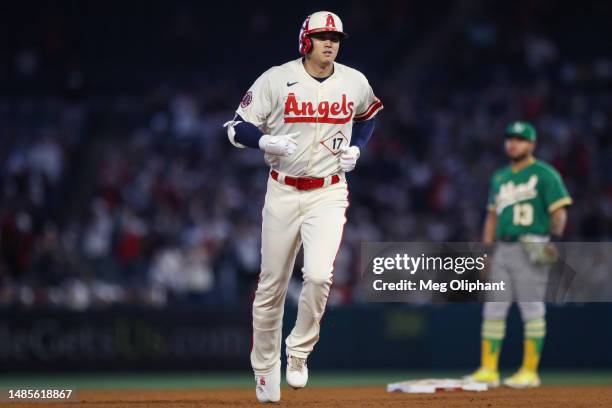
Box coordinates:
[465,121,572,388]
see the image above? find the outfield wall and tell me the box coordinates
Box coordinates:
[0,304,610,371]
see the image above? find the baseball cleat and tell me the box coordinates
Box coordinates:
[286,354,308,389]
[463,367,500,387]
[255,362,281,403]
[503,369,541,389]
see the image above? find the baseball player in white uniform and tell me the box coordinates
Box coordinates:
[224,11,382,403]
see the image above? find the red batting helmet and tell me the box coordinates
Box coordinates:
[298,11,348,55]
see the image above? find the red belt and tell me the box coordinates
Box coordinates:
[271,170,340,191]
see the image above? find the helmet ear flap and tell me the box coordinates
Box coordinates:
[300,34,312,55]
[299,15,311,55]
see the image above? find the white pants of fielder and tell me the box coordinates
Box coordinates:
[251,175,348,374]
[483,243,549,320]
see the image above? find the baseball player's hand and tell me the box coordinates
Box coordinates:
[520,236,559,265]
[542,242,559,264]
[264,153,280,168]
[259,133,299,156]
[339,146,360,172]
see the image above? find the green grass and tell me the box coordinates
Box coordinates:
[0,371,610,389]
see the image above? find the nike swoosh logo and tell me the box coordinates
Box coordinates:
[287,82,298,87]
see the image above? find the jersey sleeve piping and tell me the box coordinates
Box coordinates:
[548,197,572,213]
[354,99,383,122]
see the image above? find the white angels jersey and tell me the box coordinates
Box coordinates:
[236,58,383,178]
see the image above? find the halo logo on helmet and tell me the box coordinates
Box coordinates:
[298,11,348,56]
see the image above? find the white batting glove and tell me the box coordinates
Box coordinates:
[264,153,280,168]
[258,133,299,156]
[339,146,360,172]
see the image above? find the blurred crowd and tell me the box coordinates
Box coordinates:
[1,1,612,309]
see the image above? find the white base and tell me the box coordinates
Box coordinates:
[387,378,488,394]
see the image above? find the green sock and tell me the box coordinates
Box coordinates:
[523,317,546,372]
[481,319,505,371]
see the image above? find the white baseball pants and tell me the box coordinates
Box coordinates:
[251,175,348,374]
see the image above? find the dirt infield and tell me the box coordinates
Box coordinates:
[3,386,611,407]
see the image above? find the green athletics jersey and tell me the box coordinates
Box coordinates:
[487,158,572,239]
